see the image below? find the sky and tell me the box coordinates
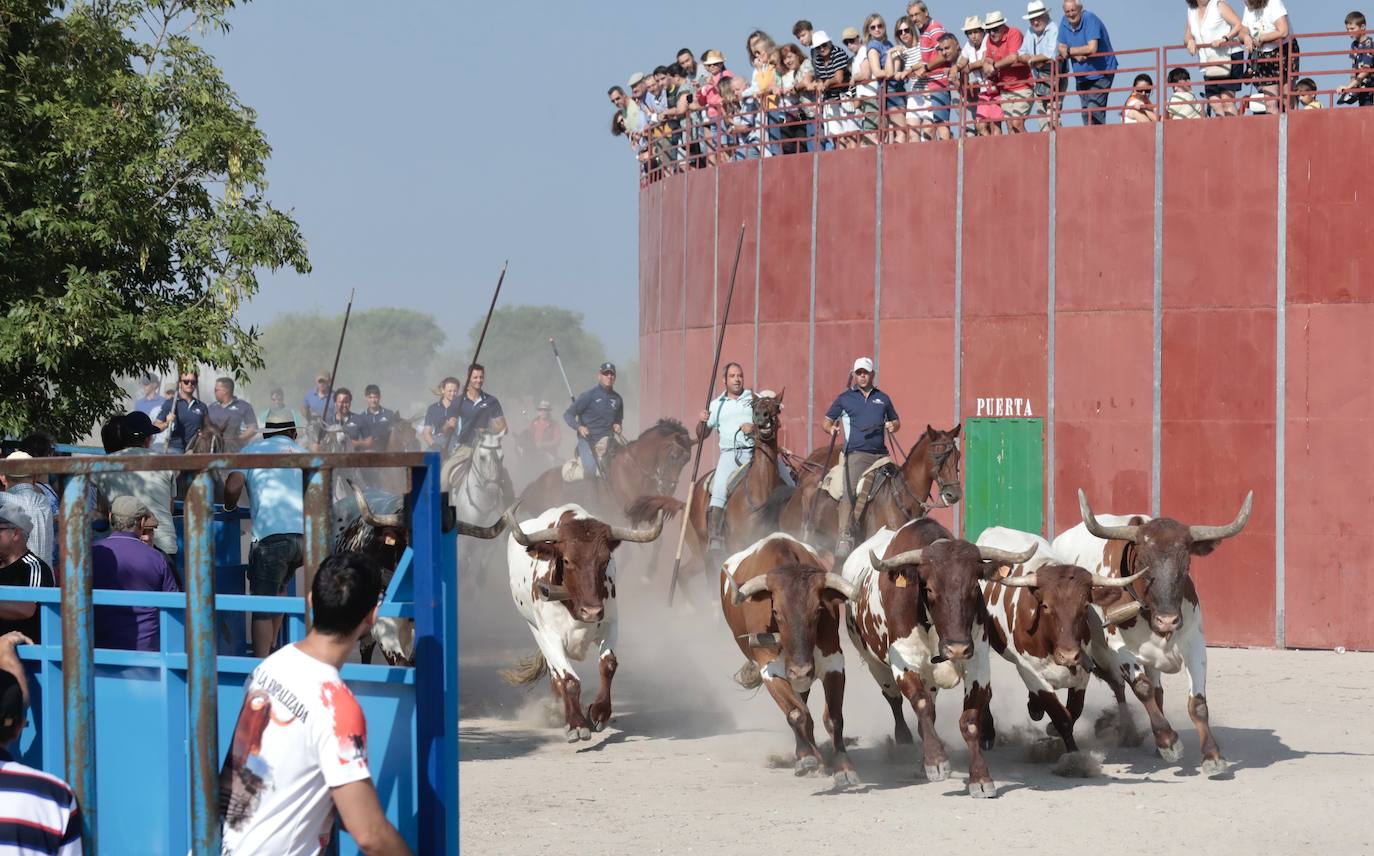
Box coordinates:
[207,0,1359,365]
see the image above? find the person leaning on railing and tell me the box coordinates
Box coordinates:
[1340,10,1374,106]
[1057,0,1118,126]
[0,498,56,645]
[1184,0,1250,118]
[1241,0,1292,114]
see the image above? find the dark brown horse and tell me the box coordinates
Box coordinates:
[778,424,963,552]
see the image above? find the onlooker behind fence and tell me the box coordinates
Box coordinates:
[1057,0,1118,126]
[1123,73,1160,122]
[154,368,209,453]
[959,16,1005,136]
[0,498,56,643]
[1294,76,1323,108]
[1185,0,1249,118]
[909,1,954,140]
[843,27,874,146]
[984,11,1034,132]
[0,452,56,570]
[0,629,82,855]
[94,412,178,557]
[93,497,180,652]
[209,377,259,453]
[218,551,410,855]
[810,32,856,144]
[858,15,893,141]
[1023,0,1066,130]
[223,418,307,659]
[1168,67,1207,118]
[778,43,815,153]
[1242,0,1291,114]
[1342,11,1374,106]
[261,387,305,436]
[12,435,59,564]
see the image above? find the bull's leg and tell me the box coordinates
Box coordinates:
[586,650,618,732]
[818,650,860,788]
[896,669,949,781]
[1121,660,1181,762]
[1182,629,1226,776]
[960,681,997,797]
[1091,648,1145,747]
[761,675,824,776]
[884,692,914,744]
[1032,689,1080,753]
[538,636,593,742]
[1066,687,1087,732]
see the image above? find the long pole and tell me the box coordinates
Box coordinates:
[318,288,355,445]
[550,337,601,479]
[668,222,746,606]
[445,261,509,458]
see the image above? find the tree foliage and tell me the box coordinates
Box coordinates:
[0,0,310,440]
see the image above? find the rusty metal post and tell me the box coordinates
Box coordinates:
[59,475,96,850]
[183,472,220,854]
[302,467,333,626]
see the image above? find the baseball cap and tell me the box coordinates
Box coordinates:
[0,670,24,732]
[0,496,34,539]
[852,357,875,374]
[599,362,617,374]
[841,26,861,42]
[1023,0,1050,19]
[121,411,157,443]
[110,495,154,523]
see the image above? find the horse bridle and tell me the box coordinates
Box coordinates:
[924,440,959,508]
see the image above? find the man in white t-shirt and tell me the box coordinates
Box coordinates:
[219,551,410,855]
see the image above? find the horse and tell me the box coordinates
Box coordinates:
[778,424,963,553]
[447,432,508,594]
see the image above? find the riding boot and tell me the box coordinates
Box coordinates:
[835,502,855,558]
[706,506,727,561]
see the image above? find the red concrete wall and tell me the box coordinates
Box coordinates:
[638,110,1374,650]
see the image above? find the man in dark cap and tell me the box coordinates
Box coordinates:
[564,362,625,480]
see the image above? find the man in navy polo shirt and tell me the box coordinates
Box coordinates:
[209,376,259,452]
[565,362,625,479]
[822,357,900,556]
[1056,0,1117,125]
[352,385,397,452]
[153,368,210,453]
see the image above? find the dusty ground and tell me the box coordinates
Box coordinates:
[456,561,1374,855]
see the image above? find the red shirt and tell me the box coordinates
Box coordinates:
[917,19,950,91]
[985,27,1032,91]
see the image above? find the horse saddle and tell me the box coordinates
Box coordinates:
[820,456,893,502]
[561,437,613,482]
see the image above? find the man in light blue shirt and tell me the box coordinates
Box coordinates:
[224,417,306,657]
[696,363,755,558]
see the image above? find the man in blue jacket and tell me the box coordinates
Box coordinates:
[822,357,900,556]
[564,363,624,480]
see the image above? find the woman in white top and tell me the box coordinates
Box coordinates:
[1242,0,1291,114]
[1184,0,1251,117]
[886,15,918,142]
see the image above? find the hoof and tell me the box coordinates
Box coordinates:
[923,759,951,782]
[1202,757,1230,778]
[833,768,862,789]
[565,728,581,744]
[794,755,820,777]
[968,780,998,798]
[590,719,607,733]
[587,706,609,732]
[979,734,995,751]
[1157,740,1184,763]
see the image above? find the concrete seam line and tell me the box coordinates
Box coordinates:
[1046,131,1056,538]
[682,169,689,418]
[713,167,720,357]
[874,144,884,371]
[754,160,763,378]
[1152,118,1164,518]
[808,149,819,450]
[656,184,665,432]
[1275,114,1288,649]
[953,136,964,537]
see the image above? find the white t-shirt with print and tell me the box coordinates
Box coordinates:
[220,645,372,856]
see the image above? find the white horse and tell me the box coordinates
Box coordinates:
[447,432,508,592]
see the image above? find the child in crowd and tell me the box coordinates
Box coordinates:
[1341,11,1374,106]
[1167,67,1205,119]
[1295,77,1324,109]
[1123,73,1159,123]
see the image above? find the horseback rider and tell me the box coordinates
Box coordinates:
[323,388,361,450]
[421,376,463,452]
[152,368,210,454]
[564,362,624,480]
[822,357,900,557]
[441,364,514,504]
[351,384,397,452]
[696,362,754,558]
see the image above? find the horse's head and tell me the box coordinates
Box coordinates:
[627,419,694,496]
[191,419,227,454]
[388,415,422,453]
[910,424,962,507]
[751,390,784,445]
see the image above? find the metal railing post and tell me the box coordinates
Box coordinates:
[59,474,96,851]
[184,472,220,855]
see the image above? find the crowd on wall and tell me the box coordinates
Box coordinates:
[608,0,1374,171]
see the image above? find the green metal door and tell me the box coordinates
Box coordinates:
[964,417,1044,540]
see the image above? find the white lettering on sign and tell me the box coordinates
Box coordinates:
[975,397,1035,417]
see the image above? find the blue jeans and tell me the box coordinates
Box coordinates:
[1076,74,1114,125]
[248,533,304,620]
[710,449,749,509]
[577,437,603,477]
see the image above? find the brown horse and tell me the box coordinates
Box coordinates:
[686,392,791,568]
[519,418,695,524]
[778,424,963,552]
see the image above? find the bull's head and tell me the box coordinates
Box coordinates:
[870,540,1035,664]
[995,563,1144,668]
[1078,490,1252,639]
[504,508,664,624]
[751,390,783,444]
[725,563,856,684]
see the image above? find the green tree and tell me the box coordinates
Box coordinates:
[0,0,309,441]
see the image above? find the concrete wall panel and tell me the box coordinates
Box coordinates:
[759,156,814,323]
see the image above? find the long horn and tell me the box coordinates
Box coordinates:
[456,507,509,541]
[1093,569,1146,589]
[869,548,925,572]
[996,571,1039,588]
[976,544,1038,566]
[503,504,559,547]
[732,575,770,605]
[822,573,858,601]
[350,480,403,529]
[1188,491,1254,543]
[1078,489,1140,543]
[610,509,665,543]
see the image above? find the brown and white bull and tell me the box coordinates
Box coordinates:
[1051,490,1252,776]
[843,518,1035,797]
[501,503,664,741]
[720,533,861,786]
[975,526,1143,754]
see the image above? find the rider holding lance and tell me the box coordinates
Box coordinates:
[444,364,514,504]
[565,362,624,479]
[822,356,899,557]
[696,363,754,559]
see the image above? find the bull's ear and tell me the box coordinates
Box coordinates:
[525,545,559,563]
[1190,539,1219,557]
[980,561,1011,582]
[1091,584,1125,607]
[819,588,848,608]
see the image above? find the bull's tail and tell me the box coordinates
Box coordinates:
[625,494,685,525]
[500,651,549,686]
[733,659,763,690]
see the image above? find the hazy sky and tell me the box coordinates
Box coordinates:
[210,0,1357,363]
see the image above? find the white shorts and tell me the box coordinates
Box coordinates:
[822,101,858,137]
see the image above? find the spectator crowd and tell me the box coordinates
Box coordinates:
[607,1,1374,172]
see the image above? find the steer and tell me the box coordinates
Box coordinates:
[843,518,1035,798]
[502,503,664,741]
[975,526,1142,754]
[1051,489,1252,776]
[720,533,860,786]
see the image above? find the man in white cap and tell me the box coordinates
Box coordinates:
[0,496,56,642]
[1022,0,1065,129]
[822,357,900,556]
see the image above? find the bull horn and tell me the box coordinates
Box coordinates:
[732,575,770,605]
[1078,489,1140,543]
[822,573,858,600]
[1188,491,1254,543]
[1093,569,1146,589]
[503,504,559,547]
[869,548,925,572]
[456,505,510,540]
[609,509,665,543]
[976,544,1038,567]
[1103,602,1141,625]
[996,571,1039,588]
[350,480,403,529]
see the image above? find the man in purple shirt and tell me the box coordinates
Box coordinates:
[93,496,180,651]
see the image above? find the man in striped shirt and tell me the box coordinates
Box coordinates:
[0,629,83,854]
[907,1,955,139]
[0,499,56,644]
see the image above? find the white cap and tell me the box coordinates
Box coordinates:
[852,357,875,374]
[1023,0,1050,19]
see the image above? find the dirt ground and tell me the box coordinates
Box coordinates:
[456,556,1374,855]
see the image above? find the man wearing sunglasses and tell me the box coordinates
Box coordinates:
[822,357,901,557]
[564,362,624,481]
[153,368,211,453]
